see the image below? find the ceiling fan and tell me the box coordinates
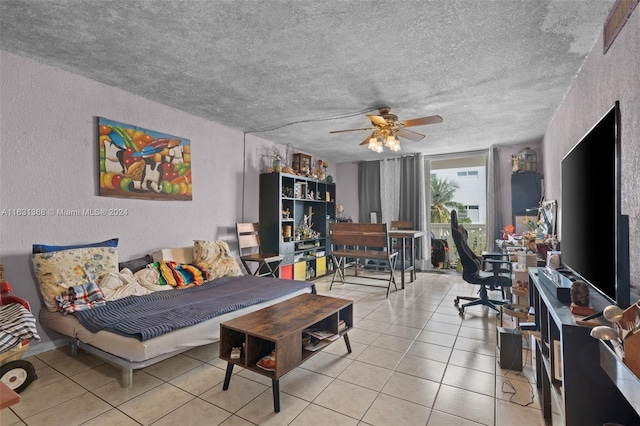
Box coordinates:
[330,106,443,152]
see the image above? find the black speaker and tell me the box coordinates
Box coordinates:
[497,327,522,371]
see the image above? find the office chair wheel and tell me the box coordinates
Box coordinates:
[454,297,459,307]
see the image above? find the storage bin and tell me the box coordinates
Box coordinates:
[280,264,293,280]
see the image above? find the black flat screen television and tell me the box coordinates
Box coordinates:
[561,101,630,309]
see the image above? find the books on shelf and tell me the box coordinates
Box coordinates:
[305,329,339,341]
[303,339,330,351]
[302,327,343,351]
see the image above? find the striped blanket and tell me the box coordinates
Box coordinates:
[148,261,208,287]
[0,303,40,353]
[71,275,311,341]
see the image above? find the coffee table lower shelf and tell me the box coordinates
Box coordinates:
[219,293,354,412]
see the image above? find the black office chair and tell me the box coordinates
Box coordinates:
[450,210,512,316]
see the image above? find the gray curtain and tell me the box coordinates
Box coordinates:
[487,147,502,251]
[423,158,431,269]
[359,155,429,269]
[380,158,400,223]
[398,154,428,269]
[358,161,381,223]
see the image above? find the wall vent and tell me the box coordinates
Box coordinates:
[603,0,638,53]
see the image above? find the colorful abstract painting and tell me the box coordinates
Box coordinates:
[98,117,192,201]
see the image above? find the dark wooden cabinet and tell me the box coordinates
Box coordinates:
[529,267,639,425]
[259,172,336,280]
[511,172,542,224]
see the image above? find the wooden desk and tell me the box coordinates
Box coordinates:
[389,229,427,289]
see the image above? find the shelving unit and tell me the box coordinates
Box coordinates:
[259,172,336,280]
[529,267,639,425]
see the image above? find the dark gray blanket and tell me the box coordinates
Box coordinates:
[72,275,311,341]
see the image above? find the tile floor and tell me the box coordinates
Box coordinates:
[2,272,545,426]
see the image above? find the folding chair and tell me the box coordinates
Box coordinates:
[236,223,284,277]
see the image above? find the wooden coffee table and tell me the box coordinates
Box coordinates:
[219,293,353,412]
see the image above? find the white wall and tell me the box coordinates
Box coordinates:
[0,50,337,351]
[335,162,358,221]
[0,51,288,350]
[543,11,640,296]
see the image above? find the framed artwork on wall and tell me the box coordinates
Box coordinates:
[98,117,192,201]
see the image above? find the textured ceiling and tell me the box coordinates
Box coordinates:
[0,0,615,162]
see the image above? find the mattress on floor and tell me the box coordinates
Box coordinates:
[40,287,311,362]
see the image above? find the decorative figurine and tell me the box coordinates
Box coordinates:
[570,280,594,316]
[571,280,590,307]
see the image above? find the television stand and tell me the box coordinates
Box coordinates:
[581,310,604,321]
[529,267,639,425]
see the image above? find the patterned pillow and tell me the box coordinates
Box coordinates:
[32,246,118,312]
[33,238,119,254]
[193,240,243,279]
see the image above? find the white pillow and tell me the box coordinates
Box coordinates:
[151,247,193,264]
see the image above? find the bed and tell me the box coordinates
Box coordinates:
[34,242,313,387]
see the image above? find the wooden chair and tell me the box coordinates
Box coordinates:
[236,223,284,277]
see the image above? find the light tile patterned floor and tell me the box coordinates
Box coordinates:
[1,272,545,425]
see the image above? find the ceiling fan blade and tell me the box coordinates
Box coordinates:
[397,128,425,141]
[367,115,388,126]
[359,133,375,145]
[330,127,375,134]
[401,115,443,127]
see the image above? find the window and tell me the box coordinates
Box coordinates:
[428,154,487,225]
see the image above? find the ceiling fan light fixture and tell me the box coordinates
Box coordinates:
[368,139,384,153]
[329,106,442,154]
[385,134,396,147]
